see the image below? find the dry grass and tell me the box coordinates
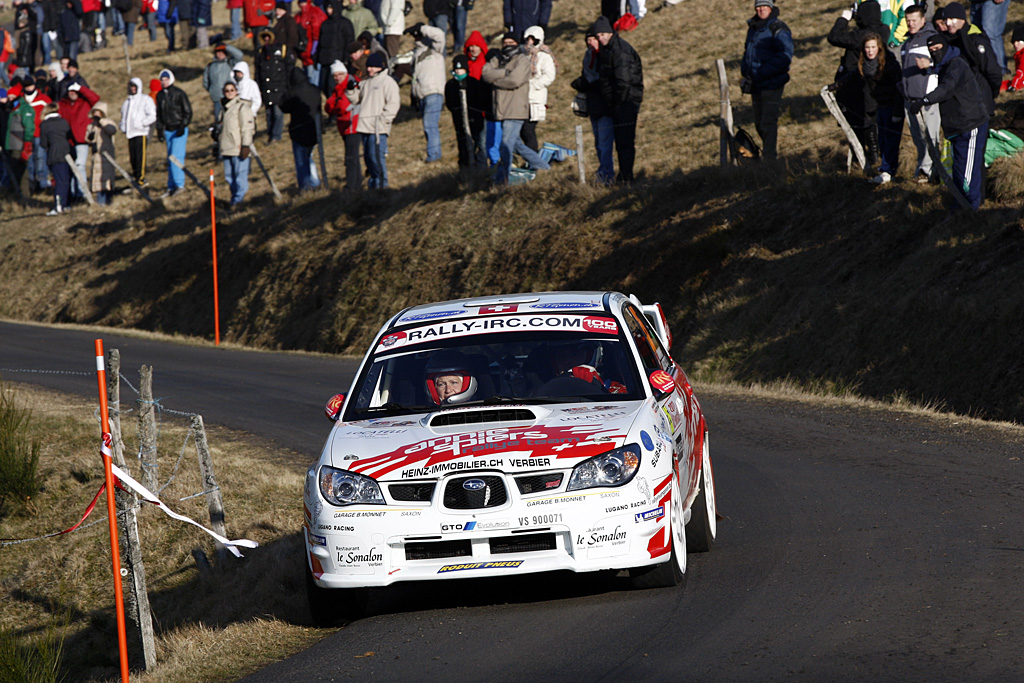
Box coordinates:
[0,382,317,682]
[990,151,1024,201]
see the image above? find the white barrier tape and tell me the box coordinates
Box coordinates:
[110,463,259,558]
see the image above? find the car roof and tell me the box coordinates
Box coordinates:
[388,291,624,329]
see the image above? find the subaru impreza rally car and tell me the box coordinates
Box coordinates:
[304,291,717,622]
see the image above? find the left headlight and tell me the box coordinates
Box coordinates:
[318,466,385,506]
[566,444,641,491]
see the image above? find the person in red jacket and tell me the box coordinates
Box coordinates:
[323,59,360,190]
[296,0,326,85]
[463,29,487,80]
[1001,28,1024,93]
[58,82,99,199]
[243,0,275,48]
[22,77,52,192]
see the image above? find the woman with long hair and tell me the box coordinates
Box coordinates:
[858,32,903,184]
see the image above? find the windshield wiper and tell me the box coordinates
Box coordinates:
[357,402,424,416]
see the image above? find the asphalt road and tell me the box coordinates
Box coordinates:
[3,321,1022,682]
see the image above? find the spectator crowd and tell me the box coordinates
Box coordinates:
[0,0,1020,216]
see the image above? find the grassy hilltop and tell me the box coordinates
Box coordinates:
[1,0,1024,421]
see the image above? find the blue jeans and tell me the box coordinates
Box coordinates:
[125,21,136,46]
[972,0,1011,72]
[223,155,250,203]
[305,63,322,87]
[230,7,242,40]
[71,143,89,198]
[30,136,50,189]
[486,119,502,165]
[292,140,320,190]
[166,127,189,189]
[146,14,159,41]
[362,133,389,188]
[428,13,448,56]
[266,104,284,141]
[110,7,126,34]
[452,5,468,51]
[591,115,614,184]
[41,31,57,62]
[421,93,443,161]
[494,118,549,184]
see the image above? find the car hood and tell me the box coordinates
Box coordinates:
[330,402,645,482]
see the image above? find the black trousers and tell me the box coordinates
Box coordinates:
[612,101,639,183]
[752,87,784,160]
[520,119,539,153]
[128,135,147,183]
[343,133,362,191]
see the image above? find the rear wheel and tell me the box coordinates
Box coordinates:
[630,475,687,589]
[305,561,370,626]
[686,430,717,553]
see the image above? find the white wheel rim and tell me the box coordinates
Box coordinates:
[672,475,687,574]
[702,435,717,540]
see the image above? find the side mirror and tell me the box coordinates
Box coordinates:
[324,394,345,422]
[648,370,675,397]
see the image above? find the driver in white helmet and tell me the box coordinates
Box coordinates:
[425,350,479,405]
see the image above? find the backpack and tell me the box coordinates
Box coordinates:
[613,13,637,31]
[733,127,761,161]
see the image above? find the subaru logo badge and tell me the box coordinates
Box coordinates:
[463,478,486,491]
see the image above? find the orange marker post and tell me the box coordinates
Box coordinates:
[210,169,220,346]
[94,339,131,683]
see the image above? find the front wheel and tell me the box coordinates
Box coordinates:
[305,560,370,626]
[686,430,717,553]
[630,475,687,589]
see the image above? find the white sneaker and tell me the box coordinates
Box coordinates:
[870,172,892,185]
[46,208,61,216]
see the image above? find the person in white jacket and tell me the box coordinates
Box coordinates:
[119,77,157,186]
[411,23,446,162]
[521,25,557,153]
[231,61,263,119]
[379,0,404,59]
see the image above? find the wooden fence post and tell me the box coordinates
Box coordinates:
[575,125,586,185]
[103,151,157,204]
[65,154,96,205]
[248,144,284,202]
[190,415,228,562]
[916,111,973,212]
[137,365,158,491]
[819,85,866,172]
[106,350,158,671]
[169,155,211,199]
[716,59,738,166]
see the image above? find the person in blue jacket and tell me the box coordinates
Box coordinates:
[740,0,793,160]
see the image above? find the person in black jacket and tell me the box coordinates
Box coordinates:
[592,15,642,183]
[503,0,550,43]
[58,0,82,60]
[280,66,322,189]
[41,0,63,64]
[256,29,293,142]
[39,103,73,214]
[911,34,989,210]
[315,0,355,95]
[858,32,904,184]
[444,54,486,166]
[154,68,192,196]
[941,2,1001,117]
[14,4,38,70]
[273,0,299,51]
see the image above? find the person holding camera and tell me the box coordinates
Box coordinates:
[217,79,254,207]
[740,0,793,160]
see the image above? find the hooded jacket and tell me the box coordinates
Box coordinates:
[39,111,72,166]
[295,2,327,66]
[155,70,193,133]
[523,25,556,121]
[316,0,356,67]
[58,83,100,144]
[203,44,245,101]
[86,101,117,193]
[412,25,446,99]
[379,0,403,35]
[481,45,532,120]
[232,61,263,114]
[120,77,157,138]
[280,67,323,146]
[218,94,255,156]
[353,66,400,135]
[23,87,52,138]
[921,45,988,137]
[597,28,643,108]
[828,1,890,80]
[899,21,937,99]
[463,30,489,80]
[741,6,793,92]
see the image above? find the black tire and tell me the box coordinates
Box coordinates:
[686,432,717,553]
[629,544,685,589]
[305,561,370,626]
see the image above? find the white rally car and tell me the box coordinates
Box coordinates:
[304,291,717,623]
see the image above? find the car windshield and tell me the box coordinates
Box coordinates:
[346,320,645,419]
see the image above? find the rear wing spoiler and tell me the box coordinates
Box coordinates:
[629,295,673,349]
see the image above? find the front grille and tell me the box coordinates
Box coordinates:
[430,409,535,427]
[389,482,436,502]
[443,475,508,509]
[515,473,563,494]
[489,533,557,555]
[405,539,472,561]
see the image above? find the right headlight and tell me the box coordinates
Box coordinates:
[318,466,385,506]
[566,444,641,491]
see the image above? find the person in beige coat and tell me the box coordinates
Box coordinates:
[522,25,557,152]
[217,81,255,207]
[85,102,118,205]
[353,52,400,188]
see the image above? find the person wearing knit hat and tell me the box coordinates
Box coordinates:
[899,2,942,183]
[352,44,400,188]
[203,41,244,119]
[740,0,793,160]
[273,0,300,52]
[1002,27,1024,91]
[942,1,1002,116]
[445,52,487,166]
[324,57,362,189]
[591,15,643,181]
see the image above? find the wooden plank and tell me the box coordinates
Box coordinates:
[191,414,228,562]
[575,124,586,185]
[248,144,284,202]
[102,151,157,204]
[168,154,211,199]
[819,86,866,171]
[65,153,96,205]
